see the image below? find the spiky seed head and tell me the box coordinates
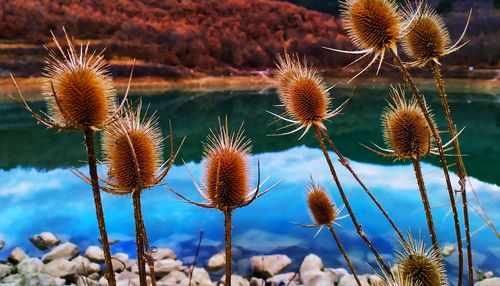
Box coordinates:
[204,119,251,211]
[307,183,336,226]
[103,104,163,191]
[43,30,116,129]
[382,86,432,159]
[275,54,330,127]
[402,5,451,66]
[341,0,402,52]
[376,270,421,286]
[396,236,447,286]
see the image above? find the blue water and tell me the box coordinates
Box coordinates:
[0,88,499,281]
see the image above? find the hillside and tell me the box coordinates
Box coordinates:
[0,0,498,79]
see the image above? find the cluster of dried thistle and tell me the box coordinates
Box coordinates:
[7,0,480,286]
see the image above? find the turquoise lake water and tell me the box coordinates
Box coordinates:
[0,86,498,280]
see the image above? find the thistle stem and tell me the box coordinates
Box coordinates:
[83,129,116,286]
[328,226,362,286]
[140,210,156,286]
[389,49,463,286]
[431,61,473,285]
[412,158,440,255]
[313,126,391,274]
[224,209,232,286]
[319,129,406,243]
[133,191,147,286]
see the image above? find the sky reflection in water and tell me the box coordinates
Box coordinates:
[1,146,498,276]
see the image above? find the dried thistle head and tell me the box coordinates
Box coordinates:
[43,28,116,130]
[307,181,336,226]
[402,4,471,67]
[203,118,252,211]
[341,0,402,53]
[103,103,163,191]
[272,54,348,139]
[395,236,447,286]
[382,86,432,159]
[376,270,421,286]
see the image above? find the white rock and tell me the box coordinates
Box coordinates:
[158,270,187,285]
[154,259,183,277]
[207,252,225,272]
[42,242,80,263]
[475,278,500,286]
[8,247,28,264]
[98,276,109,286]
[324,267,349,284]
[72,256,101,274]
[77,276,100,286]
[116,270,138,281]
[267,272,298,286]
[186,267,211,284]
[220,275,249,286]
[250,255,291,277]
[111,253,129,272]
[85,246,105,263]
[153,248,176,261]
[42,258,76,278]
[30,232,60,250]
[300,254,323,275]
[0,264,13,278]
[2,273,23,284]
[37,273,66,286]
[130,263,151,275]
[17,258,44,274]
[338,274,370,286]
[301,270,334,286]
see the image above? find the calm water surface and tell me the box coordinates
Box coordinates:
[0,86,499,280]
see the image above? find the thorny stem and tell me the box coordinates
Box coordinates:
[83,129,116,286]
[412,158,440,255]
[224,209,232,286]
[140,211,156,286]
[328,226,362,286]
[389,49,463,286]
[432,61,473,285]
[133,191,147,286]
[313,126,391,274]
[319,129,406,243]
[189,230,205,286]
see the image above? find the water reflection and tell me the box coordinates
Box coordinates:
[0,147,498,275]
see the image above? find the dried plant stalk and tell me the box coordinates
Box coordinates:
[328,226,362,286]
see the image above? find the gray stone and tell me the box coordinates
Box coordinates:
[0,265,13,279]
[207,252,225,272]
[185,267,211,285]
[42,242,80,263]
[8,248,28,264]
[475,278,500,286]
[220,275,249,286]
[249,277,265,286]
[153,248,176,261]
[338,274,370,286]
[111,253,129,273]
[17,258,44,274]
[85,246,105,263]
[130,263,151,275]
[77,276,100,286]
[116,270,138,281]
[250,255,291,278]
[301,270,334,286]
[324,268,349,284]
[72,256,101,275]
[36,273,66,286]
[154,259,183,277]
[30,232,60,250]
[267,272,298,286]
[158,270,187,284]
[299,254,323,275]
[42,258,77,278]
[2,273,24,285]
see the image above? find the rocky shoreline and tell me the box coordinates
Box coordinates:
[0,232,498,286]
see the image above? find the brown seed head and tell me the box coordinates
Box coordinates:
[383,86,432,159]
[103,104,163,191]
[44,30,115,129]
[396,236,447,286]
[402,6,450,66]
[341,0,402,52]
[307,183,336,226]
[275,54,330,127]
[204,119,251,210]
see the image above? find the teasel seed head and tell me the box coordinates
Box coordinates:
[43,28,116,129]
[307,182,336,226]
[103,103,163,191]
[204,118,251,211]
[402,5,451,67]
[382,86,432,159]
[341,0,402,53]
[395,236,447,286]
